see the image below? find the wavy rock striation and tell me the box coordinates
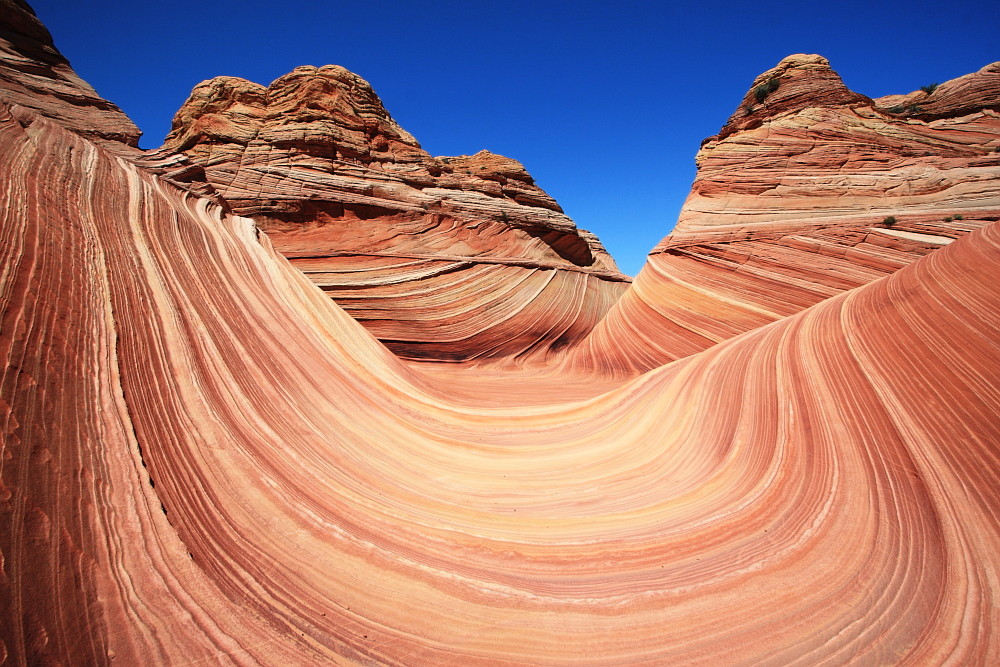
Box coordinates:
[568,54,1000,376]
[3,9,1000,666]
[157,66,629,363]
[4,102,1000,664]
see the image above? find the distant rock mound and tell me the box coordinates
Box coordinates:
[566,54,1000,376]
[158,65,629,363]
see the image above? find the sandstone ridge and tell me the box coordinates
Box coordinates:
[717,53,872,140]
[566,53,1000,375]
[157,63,629,363]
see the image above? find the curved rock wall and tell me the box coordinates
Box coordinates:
[3,105,1000,664]
[3,10,1000,665]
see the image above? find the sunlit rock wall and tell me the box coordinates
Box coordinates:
[3,7,1000,665]
[158,66,629,363]
[567,54,1000,376]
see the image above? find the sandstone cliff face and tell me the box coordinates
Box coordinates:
[158,65,629,363]
[567,54,1000,376]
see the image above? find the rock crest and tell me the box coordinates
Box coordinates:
[566,54,1000,375]
[716,53,871,140]
[0,0,140,148]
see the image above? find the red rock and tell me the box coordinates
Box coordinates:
[0,0,140,148]
[875,61,1000,119]
[567,55,1000,376]
[157,66,629,363]
[718,53,872,141]
[3,8,1000,664]
[4,106,1000,663]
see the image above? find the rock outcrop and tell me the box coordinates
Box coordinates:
[567,54,1000,376]
[0,0,140,148]
[156,66,629,363]
[875,61,1000,120]
[4,6,1000,665]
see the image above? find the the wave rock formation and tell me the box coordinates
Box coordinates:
[2,2,1000,664]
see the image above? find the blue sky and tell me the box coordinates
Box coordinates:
[29,0,998,275]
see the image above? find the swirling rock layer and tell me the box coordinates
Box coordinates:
[158,67,629,362]
[3,104,1000,664]
[3,12,1000,665]
[568,54,1000,376]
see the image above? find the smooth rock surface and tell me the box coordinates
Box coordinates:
[3,107,1000,664]
[3,10,1000,665]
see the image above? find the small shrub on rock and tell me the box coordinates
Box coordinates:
[882,216,897,227]
[754,78,780,103]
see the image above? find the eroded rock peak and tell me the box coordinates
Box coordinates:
[0,0,141,147]
[165,65,421,162]
[717,53,872,139]
[157,63,628,362]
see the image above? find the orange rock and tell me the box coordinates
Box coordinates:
[567,55,1000,375]
[158,65,629,363]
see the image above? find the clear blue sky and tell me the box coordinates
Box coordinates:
[29,0,998,275]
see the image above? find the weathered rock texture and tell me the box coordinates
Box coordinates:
[875,61,1000,119]
[567,54,1000,376]
[157,66,629,363]
[0,0,140,148]
[4,8,1000,665]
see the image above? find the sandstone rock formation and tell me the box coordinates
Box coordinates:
[3,7,1000,666]
[4,105,1000,664]
[567,54,1000,376]
[875,61,1000,119]
[156,66,629,363]
[0,0,140,148]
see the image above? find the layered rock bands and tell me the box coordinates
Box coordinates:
[3,2,1000,665]
[566,54,1000,375]
[156,65,629,363]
